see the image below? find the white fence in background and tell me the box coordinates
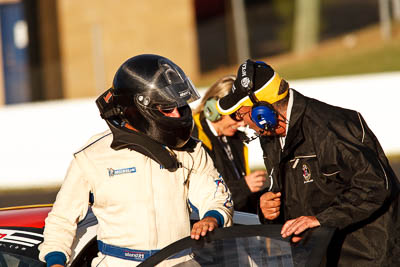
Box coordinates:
[1,72,399,189]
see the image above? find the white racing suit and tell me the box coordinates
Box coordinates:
[39,130,233,266]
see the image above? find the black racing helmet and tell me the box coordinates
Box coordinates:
[97,54,200,149]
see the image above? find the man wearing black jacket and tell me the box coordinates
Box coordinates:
[216,59,400,266]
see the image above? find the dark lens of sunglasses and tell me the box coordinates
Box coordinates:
[230,113,242,122]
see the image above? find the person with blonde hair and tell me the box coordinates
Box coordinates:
[192,75,267,214]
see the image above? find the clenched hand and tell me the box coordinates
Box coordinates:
[245,170,267,192]
[260,191,281,220]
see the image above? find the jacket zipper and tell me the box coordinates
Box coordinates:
[289,155,317,169]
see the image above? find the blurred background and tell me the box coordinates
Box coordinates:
[0,0,399,207]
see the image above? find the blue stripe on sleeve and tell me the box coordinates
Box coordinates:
[45,251,66,267]
[203,210,224,227]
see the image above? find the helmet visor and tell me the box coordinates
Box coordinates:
[135,76,200,110]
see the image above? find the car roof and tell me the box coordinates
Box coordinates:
[0,204,52,228]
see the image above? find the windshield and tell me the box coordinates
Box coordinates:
[139,224,335,267]
[0,251,44,267]
[176,236,294,266]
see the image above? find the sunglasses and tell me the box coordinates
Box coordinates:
[230,110,250,122]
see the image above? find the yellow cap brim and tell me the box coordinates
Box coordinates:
[216,72,285,115]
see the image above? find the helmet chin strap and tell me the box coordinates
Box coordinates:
[106,120,182,172]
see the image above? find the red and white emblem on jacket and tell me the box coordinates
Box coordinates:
[302,164,313,183]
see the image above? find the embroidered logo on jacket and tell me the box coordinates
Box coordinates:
[302,164,313,184]
[108,167,136,177]
[215,176,233,209]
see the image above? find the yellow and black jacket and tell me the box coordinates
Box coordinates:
[193,112,258,213]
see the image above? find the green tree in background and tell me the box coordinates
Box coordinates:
[272,0,294,52]
[293,0,320,54]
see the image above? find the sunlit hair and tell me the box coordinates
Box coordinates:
[278,79,289,95]
[273,79,290,110]
[193,75,236,115]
